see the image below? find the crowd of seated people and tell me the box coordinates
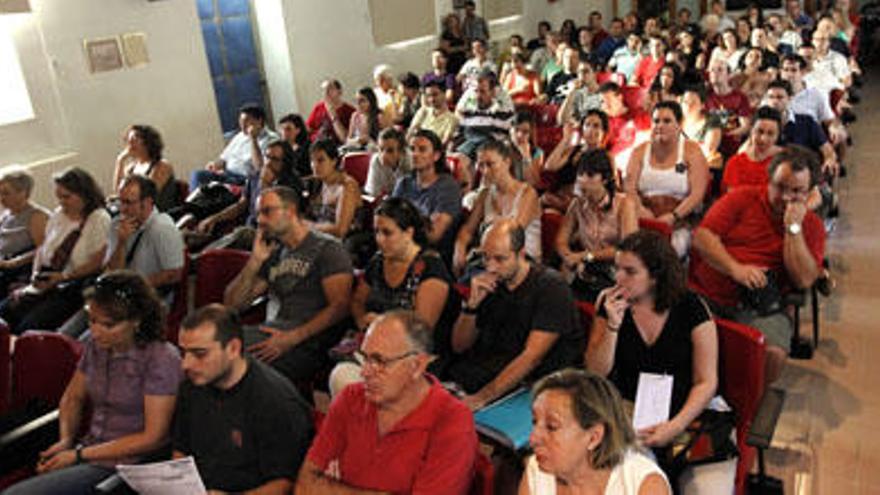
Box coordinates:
[2,1,868,493]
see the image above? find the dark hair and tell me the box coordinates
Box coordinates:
[401,72,421,90]
[598,82,621,95]
[651,63,683,94]
[767,79,792,96]
[181,303,242,346]
[412,129,449,175]
[532,369,635,470]
[266,139,305,190]
[262,185,304,214]
[576,149,617,202]
[128,125,164,163]
[357,87,381,141]
[477,139,516,164]
[513,111,537,149]
[682,83,708,102]
[652,100,684,123]
[477,69,497,88]
[782,53,807,70]
[53,167,106,217]
[374,197,429,247]
[239,103,266,123]
[432,47,448,58]
[768,144,820,187]
[753,106,783,134]
[310,138,340,165]
[119,174,158,203]
[423,79,446,92]
[582,109,610,132]
[538,20,552,30]
[326,79,343,91]
[278,113,310,149]
[618,230,686,312]
[378,127,406,149]
[83,270,165,346]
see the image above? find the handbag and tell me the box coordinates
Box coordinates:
[660,409,739,481]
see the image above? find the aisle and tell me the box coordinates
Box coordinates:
[766,74,880,494]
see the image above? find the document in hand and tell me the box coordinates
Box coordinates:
[632,372,673,431]
[116,456,206,495]
[473,387,533,452]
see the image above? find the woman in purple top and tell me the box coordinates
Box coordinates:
[4,270,182,495]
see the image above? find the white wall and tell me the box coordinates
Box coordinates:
[1,0,224,205]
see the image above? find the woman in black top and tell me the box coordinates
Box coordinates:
[585,231,718,459]
[440,13,468,76]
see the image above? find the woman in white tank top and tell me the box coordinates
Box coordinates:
[520,369,670,495]
[453,140,541,275]
[623,102,710,255]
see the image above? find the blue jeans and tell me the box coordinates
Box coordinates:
[189,169,247,191]
[1,464,115,495]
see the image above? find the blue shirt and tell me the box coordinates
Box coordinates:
[781,113,828,152]
[595,36,625,66]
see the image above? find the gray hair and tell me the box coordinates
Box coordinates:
[0,166,34,196]
[375,310,433,354]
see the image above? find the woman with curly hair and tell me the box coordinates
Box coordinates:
[113,124,179,211]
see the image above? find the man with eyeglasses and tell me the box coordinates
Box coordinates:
[174,304,313,494]
[690,145,825,385]
[297,310,477,494]
[446,219,584,411]
[224,185,353,386]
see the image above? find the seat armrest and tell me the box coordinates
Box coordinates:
[94,473,129,494]
[0,409,59,473]
[783,290,807,307]
[746,387,786,450]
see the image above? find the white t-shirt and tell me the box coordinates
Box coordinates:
[35,207,111,276]
[523,450,669,495]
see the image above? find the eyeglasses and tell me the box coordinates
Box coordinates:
[355,350,418,371]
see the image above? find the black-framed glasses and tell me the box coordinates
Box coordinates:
[355,350,418,371]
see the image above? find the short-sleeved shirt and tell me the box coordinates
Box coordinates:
[392,174,462,254]
[365,153,412,197]
[78,339,181,464]
[569,89,604,122]
[607,110,651,156]
[688,186,825,307]
[720,152,774,192]
[35,207,111,276]
[408,107,459,146]
[789,86,835,124]
[220,128,279,177]
[306,101,356,146]
[173,358,313,492]
[706,88,752,156]
[781,113,828,152]
[106,209,184,278]
[306,375,477,494]
[421,71,456,93]
[257,231,353,329]
[454,264,584,390]
[599,291,712,415]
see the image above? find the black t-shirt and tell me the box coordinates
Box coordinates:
[172,358,314,492]
[364,249,459,355]
[601,291,711,415]
[471,264,584,381]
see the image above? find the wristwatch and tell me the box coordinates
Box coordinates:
[75,444,85,464]
[787,222,802,236]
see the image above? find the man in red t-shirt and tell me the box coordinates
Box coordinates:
[599,82,650,157]
[690,146,825,384]
[297,311,477,494]
[705,58,752,157]
[305,79,355,146]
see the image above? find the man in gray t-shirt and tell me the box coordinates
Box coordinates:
[225,186,353,384]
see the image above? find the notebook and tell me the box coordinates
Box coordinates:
[473,388,533,452]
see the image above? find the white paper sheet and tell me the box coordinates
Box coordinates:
[632,372,674,431]
[116,456,205,495]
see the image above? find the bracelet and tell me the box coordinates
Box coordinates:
[461,301,478,315]
[75,444,84,464]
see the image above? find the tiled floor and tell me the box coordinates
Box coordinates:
[766,75,880,495]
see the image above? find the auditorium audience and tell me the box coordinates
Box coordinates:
[305,79,355,147]
[721,106,784,192]
[458,39,498,93]
[408,80,459,149]
[304,139,363,240]
[224,185,353,385]
[0,167,110,334]
[174,304,313,494]
[297,310,477,494]
[681,85,723,169]
[461,0,489,44]
[0,167,49,299]
[447,220,584,410]
[690,146,825,384]
[522,368,670,494]
[3,271,180,495]
[455,71,515,159]
[113,125,179,212]
[440,13,469,76]
[509,111,545,188]
[587,231,733,492]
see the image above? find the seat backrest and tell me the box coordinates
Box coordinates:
[194,248,252,309]
[342,152,371,188]
[470,450,495,495]
[638,217,673,240]
[540,209,564,266]
[165,249,191,345]
[716,318,766,433]
[0,322,10,414]
[11,331,83,410]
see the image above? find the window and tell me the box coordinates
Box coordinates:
[0,19,34,126]
[368,0,436,47]
[483,0,522,21]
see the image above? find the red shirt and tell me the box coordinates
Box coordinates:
[688,186,825,307]
[706,88,752,156]
[720,152,773,193]
[306,375,477,494]
[633,57,665,88]
[607,109,651,156]
[305,101,355,145]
